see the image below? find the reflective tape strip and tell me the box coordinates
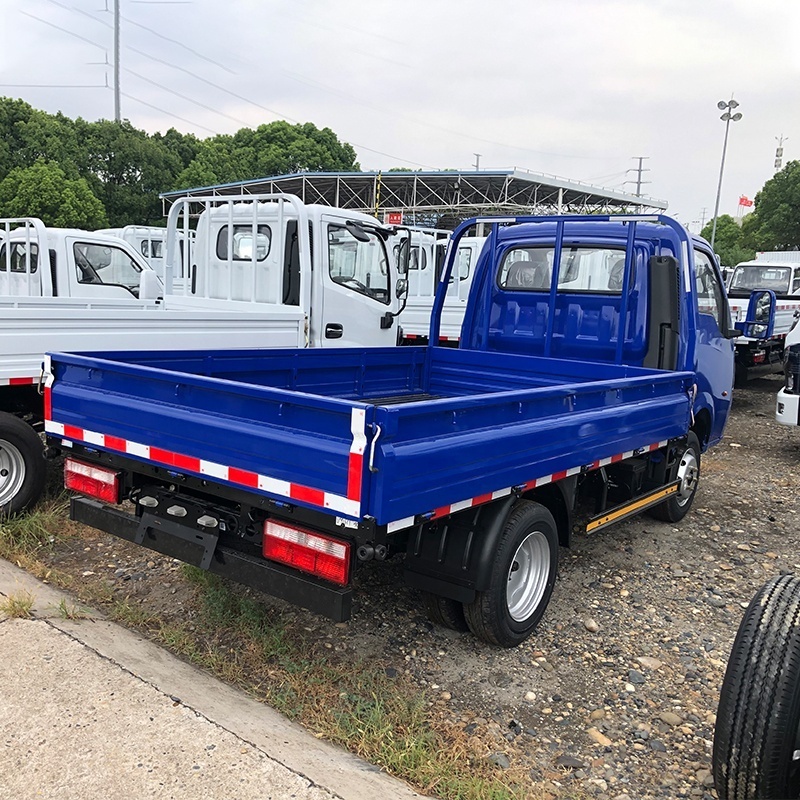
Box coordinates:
[45,419,360,518]
[347,408,367,502]
[1,377,38,386]
[388,439,671,532]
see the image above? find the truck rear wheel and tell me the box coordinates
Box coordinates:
[649,432,700,523]
[713,574,800,800]
[464,500,558,648]
[0,413,46,515]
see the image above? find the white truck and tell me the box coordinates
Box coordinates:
[726,258,800,385]
[0,195,403,514]
[391,227,487,344]
[96,224,194,284]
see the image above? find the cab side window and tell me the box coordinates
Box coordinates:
[694,249,724,327]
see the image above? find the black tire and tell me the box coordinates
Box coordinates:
[464,500,558,648]
[0,412,46,515]
[648,432,700,522]
[423,592,469,632]
[713,574,800,800]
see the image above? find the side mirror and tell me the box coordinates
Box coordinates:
[139,268,163,300]
[740,289,776,339]
[396,277,408,299]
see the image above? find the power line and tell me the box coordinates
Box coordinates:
[21,10,106,52]
[123,66,251,126]
[121,91,219,135]
[0,83,106,89]
[121,14,235,74]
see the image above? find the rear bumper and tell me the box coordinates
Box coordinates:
[777,389,800,426]
[70,496,353,622]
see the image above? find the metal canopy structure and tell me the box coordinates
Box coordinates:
[161,169,668,222]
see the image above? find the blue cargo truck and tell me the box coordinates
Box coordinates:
[43,215,773,647]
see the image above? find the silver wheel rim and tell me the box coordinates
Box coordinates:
[0,439,26,507]
[675,448,699,507]
[506,531,551,623]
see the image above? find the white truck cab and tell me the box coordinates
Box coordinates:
[1,219,162,300]
[390,227,486,343]
[166,194,403,348]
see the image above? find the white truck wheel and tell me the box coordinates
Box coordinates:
[0,413,46,515]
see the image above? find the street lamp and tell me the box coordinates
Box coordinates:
[710,98,743,251]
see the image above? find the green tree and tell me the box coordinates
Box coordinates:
[84,120,183,226]
[700,214,755,267]
[741,161,800,251]
[0,159,107,228]
[174,121,359,190]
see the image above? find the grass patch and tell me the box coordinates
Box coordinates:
[157,574,535,800]
[0,497,72,562]
[0,590,35,618]
[55,597,91,620]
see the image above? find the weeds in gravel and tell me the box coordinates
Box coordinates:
[0,590,35,618]
[0,497,71,563]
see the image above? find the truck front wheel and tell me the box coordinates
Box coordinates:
[0,413,46,515]
[713,574,800,799]
[464,501,558,647]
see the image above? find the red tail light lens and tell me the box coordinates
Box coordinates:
[263,520,351,585]
[64,458,121,504]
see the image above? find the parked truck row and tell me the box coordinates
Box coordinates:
[43,212,774,646]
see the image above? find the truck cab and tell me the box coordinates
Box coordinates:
[165,194,403,348]
[0,219,162,300]
[457,217,739,446]
[391,227,487,343]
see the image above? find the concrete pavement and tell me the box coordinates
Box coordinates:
[0,559,428,800]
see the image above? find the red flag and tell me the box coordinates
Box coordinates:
[739,195,754,207]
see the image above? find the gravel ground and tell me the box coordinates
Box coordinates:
[36,373,800,799]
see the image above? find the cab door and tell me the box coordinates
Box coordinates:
[319,217,396,347]
[692,247,735,445]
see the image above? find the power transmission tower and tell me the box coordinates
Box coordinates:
[625,156,650,196]
[114,0,121,121]
[699,208,708,230]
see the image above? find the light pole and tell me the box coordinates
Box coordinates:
[710,98,742,251]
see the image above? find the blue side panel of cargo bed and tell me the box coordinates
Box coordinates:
[48,346,694,527]
[364,350,694,524]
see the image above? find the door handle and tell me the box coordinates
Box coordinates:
[325,323,344,339]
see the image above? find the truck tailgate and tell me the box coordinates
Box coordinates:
[45,347,693,526]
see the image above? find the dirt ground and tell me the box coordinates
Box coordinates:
[32,373,800,799]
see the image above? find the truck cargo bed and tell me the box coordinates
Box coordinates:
[46,346,694,527]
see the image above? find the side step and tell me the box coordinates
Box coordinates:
[586,480,680,533]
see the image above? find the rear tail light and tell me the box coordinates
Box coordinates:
[263,520,351,585]
[64,458,121,504]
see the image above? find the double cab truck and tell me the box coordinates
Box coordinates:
[45,214,772,647]
[0,195,402,515]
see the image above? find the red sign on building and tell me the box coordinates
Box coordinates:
[384,211,403,225]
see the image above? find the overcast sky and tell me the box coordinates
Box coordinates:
[2,0,798,231]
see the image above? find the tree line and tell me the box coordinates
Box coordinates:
[700,159,800,266]
[0,97,359,229]
[1,96,797,265]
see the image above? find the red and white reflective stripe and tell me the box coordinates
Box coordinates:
[401,334,460,342]
[44,419,362,518]
[347,408,366,502]
[0,377,37,386]
[386,439,670,534]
